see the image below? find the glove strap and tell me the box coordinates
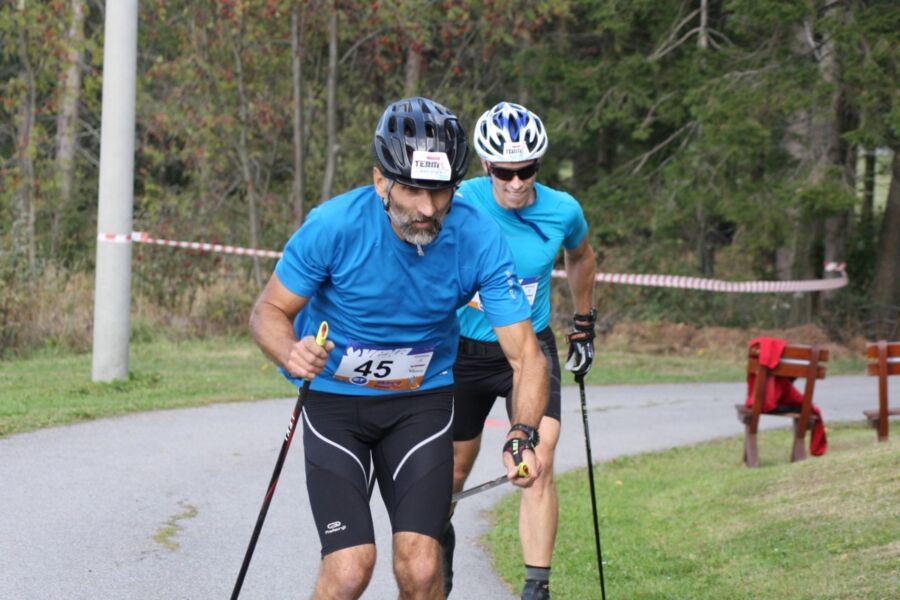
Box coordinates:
[573,308,597,323]
[573,308,597,330]
[503,437,535,471]
[508,423,540,447]
[570,308,597,341]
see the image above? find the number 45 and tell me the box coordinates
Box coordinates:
[353,360,393,379]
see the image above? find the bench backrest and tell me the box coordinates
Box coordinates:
[747,344,829,379]
[867,341,900,376]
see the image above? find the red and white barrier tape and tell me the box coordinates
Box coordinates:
[99,231,848,293]
[98,231,282,258]
[551,262,847,293]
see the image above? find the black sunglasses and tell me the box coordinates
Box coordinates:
[488,162,540,182]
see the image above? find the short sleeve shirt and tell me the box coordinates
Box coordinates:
[274,184,531,394]
[455,177,588,341]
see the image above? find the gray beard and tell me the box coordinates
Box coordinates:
[388,204,446,246]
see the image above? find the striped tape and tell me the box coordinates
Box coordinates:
[99,231,281,258]
[97,232,135,243]
[550,263,847,293]
[100,231,848,293]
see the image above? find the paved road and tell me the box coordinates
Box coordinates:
[0,376,878,599]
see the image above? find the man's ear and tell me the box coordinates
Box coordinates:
[373,167,387,196]
[480,159,490,174]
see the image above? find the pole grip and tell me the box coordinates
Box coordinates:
[315,321,329,347]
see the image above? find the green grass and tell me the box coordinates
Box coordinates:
[0,337,296,437]
[486,425,900,599]
[576,351,866,386]
[0,336,869,437]
[3,337,893,597]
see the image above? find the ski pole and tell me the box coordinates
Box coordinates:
[452,463,529,502]
[577,374,606,600]
[230,321,329,600]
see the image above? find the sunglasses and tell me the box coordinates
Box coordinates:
[488,162,540,182]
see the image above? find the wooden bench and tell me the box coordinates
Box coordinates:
[735,344,828,468]
[864,340,900,441]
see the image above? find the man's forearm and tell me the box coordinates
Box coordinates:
[565,248,596,315]
[509,351,549,429]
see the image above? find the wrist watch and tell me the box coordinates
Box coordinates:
[508,423,540,447]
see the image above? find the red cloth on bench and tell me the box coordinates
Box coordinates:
[745,337,827,456]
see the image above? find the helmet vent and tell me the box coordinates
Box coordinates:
[403,118,416,139]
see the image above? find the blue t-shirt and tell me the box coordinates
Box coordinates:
[274,184,531,395]
[456,177,588,342]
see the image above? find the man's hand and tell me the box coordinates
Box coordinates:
[285,335,335,380]
[565,309,596,377]
[502,436,541,488]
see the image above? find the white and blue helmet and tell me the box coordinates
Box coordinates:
[473,102,548,163]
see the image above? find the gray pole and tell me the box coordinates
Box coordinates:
[91,0,138,382]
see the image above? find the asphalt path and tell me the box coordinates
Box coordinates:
[0,375,878,599]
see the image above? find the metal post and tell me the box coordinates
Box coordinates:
[91,0,138,382]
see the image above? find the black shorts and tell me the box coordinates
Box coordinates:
[452,326,561,442]
[301,386,453,556]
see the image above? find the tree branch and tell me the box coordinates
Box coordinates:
[625,122,698,175]
[650,27,701,62]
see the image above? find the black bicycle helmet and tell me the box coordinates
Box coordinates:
[373,97,469,189]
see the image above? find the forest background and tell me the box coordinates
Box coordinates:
[2,0,899,359]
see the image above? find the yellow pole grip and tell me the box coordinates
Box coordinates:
[315,321,329,347]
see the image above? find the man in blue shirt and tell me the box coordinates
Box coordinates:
[250,97,548,600]
[443,102,597,600]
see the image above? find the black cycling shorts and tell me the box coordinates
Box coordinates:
[452,326,561,442]
[301,386,453,556]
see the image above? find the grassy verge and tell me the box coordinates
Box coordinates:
[486,425,900,599]
[0,337,296,437]
[0,336,869,438]
[578,350,867,386]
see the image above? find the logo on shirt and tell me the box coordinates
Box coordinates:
[505,270,520,300]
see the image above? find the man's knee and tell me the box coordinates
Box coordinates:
[317,545,375,598]
[393,532,442,593]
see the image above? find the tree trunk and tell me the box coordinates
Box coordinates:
[820,5,857,302]
[870,149,900,336]
[291,6,306,225]
[14,1,37,273]
[861,148,876,236]
[54,0,86,257]
[230,23,262,287]
[404,43,422,97]
[319,2,338,202]
[698,0,709,50]
[782,11,854,317]
[696,204,715,277]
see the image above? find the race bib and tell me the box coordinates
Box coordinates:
[333,341,434,390]
[467,276,539,311]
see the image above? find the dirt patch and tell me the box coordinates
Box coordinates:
[600,320,867,360]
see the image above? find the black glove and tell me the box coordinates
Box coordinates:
[565,309,596,377]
